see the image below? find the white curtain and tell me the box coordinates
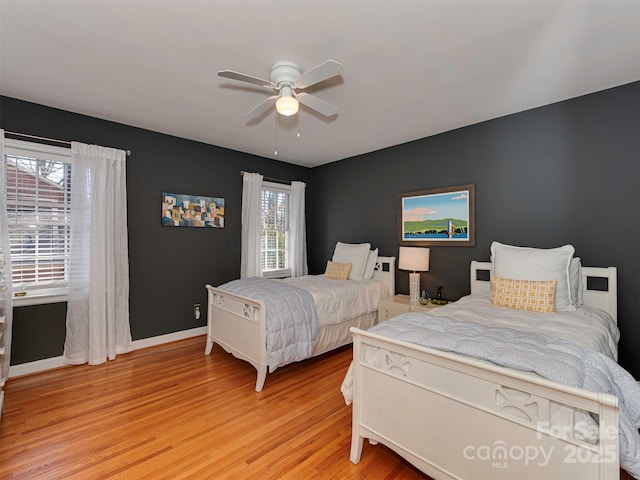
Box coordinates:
[0,130,13,386]
[240,172,263,278]
[289,181,308,277]
[63,142,132,365]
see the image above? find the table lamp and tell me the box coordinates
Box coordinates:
[399,246,430,302]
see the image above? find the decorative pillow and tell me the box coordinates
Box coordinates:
[490,242,575,311]
[569,257,583,306]
[363,248,379,280]
[332,242,371,281]
[491,276,557,314]
[324,261,352,280]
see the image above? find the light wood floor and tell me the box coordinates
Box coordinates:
[2,337,634,480]
[0,336,430,480]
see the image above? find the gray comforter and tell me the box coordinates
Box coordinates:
[369,313,640,477]
[219,277,319,372]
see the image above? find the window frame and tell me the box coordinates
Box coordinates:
[260,181,291,279]
[4,139,72,306]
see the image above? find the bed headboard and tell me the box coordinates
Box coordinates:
[373,256,396,296]
[470,261,618,322]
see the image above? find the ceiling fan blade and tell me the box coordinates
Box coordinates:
[297,93,338,117]
[218,70,274,89]
[294,60,343,89]
[246,95,278,119]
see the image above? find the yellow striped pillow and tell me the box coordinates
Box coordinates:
[491,276,557,314]
[324,261,352,280]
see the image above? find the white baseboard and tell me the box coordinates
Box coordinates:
[8,326,207,379]
[131,326,206,350]
[8,355,67,378]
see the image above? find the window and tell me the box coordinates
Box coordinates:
[260,182,290,278]
[4,140,72,304]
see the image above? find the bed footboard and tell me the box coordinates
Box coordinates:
[205,285,268,392]
[350,327,620,480]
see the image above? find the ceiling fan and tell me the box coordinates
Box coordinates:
[218,60,343,120]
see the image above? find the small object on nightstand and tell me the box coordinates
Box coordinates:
[419,290,430,305]
[431,285,448,305]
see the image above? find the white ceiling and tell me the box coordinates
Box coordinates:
[1,1,639,168]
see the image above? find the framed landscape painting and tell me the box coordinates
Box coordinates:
[398,184,475,247]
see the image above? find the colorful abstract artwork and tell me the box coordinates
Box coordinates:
[162,192,224,228]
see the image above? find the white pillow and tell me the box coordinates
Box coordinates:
[332,242,371,281]
[569,257,583,306]
[490,242,575,311]
[363,248,379,280]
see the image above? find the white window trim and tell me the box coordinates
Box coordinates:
[13,290,68,307]
[4,139,72,305]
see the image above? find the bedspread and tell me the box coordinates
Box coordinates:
[219,278,319,372]
[429,293,619,360]
[342,313,640,477]
[280,275,388,326]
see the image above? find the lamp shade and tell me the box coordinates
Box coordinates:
[276,96,299,116]
[276,85,299,116]
[398,247,430,272]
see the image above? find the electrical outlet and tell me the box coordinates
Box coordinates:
[194,303,201,320]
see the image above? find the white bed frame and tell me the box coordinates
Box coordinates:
[350,261,622,479]
[205,256,396,392]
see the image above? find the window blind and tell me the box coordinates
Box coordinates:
[5,151,71,294]
[260,185,290,273]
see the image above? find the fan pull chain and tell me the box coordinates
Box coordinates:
[274,116,278,156]
[296,116,301,159]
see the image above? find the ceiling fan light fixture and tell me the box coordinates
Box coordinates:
[218,59,342,119]
[276,93,299,116]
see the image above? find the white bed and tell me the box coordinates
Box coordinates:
[346,260,640,479]
[204,255,395,392]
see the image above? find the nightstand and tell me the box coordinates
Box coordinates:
[377,294,446,323]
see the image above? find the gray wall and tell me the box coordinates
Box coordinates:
[308,81,640,378]
[0,96,311,364]
[2,81,639,378]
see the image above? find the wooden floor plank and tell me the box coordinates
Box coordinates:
[0,336,428,479]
